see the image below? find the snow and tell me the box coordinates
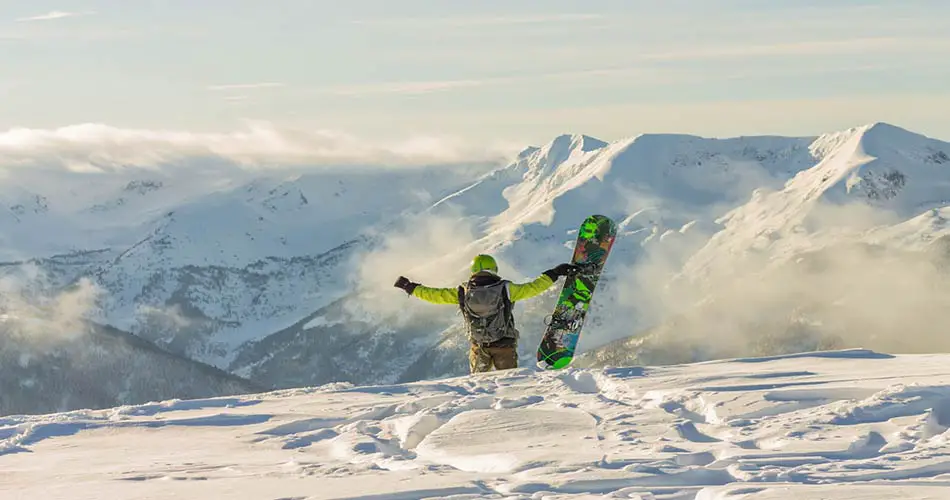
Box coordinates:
[682,122,950,283]
[5,349,950,499]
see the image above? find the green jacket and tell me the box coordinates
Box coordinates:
[412,274,555,305]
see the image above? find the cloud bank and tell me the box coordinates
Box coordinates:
[0,122,518,171]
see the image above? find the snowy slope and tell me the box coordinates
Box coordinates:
[682,122,950,283]
[421,135,607,237]
[579,124,950,371]
[0,163,254,260]
[5,349,950,499]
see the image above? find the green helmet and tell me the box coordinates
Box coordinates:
[470,254,498,274]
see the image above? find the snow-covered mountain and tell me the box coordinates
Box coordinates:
[579,123,950,370]
[3,121,950,416]
[7,349,950,499]
[0,159,497,414]
[682,122,950,283]
[224,129,832,389]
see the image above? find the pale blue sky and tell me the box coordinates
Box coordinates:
[1,0,948,148]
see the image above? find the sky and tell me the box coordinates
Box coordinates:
[1,0,948,159]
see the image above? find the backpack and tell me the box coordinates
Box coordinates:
[457,275,517,345]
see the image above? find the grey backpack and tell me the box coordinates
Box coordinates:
[457,278,517,345]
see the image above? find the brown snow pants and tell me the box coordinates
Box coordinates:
[469,344,518,373]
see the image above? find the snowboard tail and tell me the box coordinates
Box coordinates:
[537,214,618,370]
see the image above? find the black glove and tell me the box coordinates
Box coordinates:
[543,263,579,280]
[394,276,419,295]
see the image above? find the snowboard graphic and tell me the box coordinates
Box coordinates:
[537,214,618,370]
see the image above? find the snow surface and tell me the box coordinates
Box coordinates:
[5,349,950,499]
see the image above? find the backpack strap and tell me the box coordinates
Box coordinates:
[500,280,514,325]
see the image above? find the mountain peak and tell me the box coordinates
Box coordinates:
[857,121,938,150]
[547,133,608,154]
[516,146,540,160]
[810,121,941,161]
[522,133,608,174]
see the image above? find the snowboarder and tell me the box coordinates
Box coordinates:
[394,254,578,374]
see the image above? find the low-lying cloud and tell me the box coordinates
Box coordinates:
[609,196,950,365]
[0,265,103,345]
[350,208,483,322]
[0,122,516,172]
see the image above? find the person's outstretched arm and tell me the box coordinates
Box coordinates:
[507,263,578,302]
[394,276,459,304]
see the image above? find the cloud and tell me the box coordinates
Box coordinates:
[639,37,950,62]
[351,13,604,27]
[312,67,675,97]
[0,122,518,171]
[320,79,485,96]
[0,266,103,345]
[206,83,286,91]
[349,207,482,322]
[605,190,950,367]
[311,52,911,99]
[16,10,95,22]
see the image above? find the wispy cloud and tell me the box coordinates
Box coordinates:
[639,37,950,61]
[309,66,694,97]
[16,10,95,22]
[319,79,486,96]
[206,82,285,91]
[351,13,603,27]
[313,56,921,106]
[394,34,950,70]
[0,122,518,171]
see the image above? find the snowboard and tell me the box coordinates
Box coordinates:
[536,214,618,370]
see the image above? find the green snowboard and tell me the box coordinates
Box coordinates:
[536,214,618,370]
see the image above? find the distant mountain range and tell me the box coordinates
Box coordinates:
[2,121,949,416]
